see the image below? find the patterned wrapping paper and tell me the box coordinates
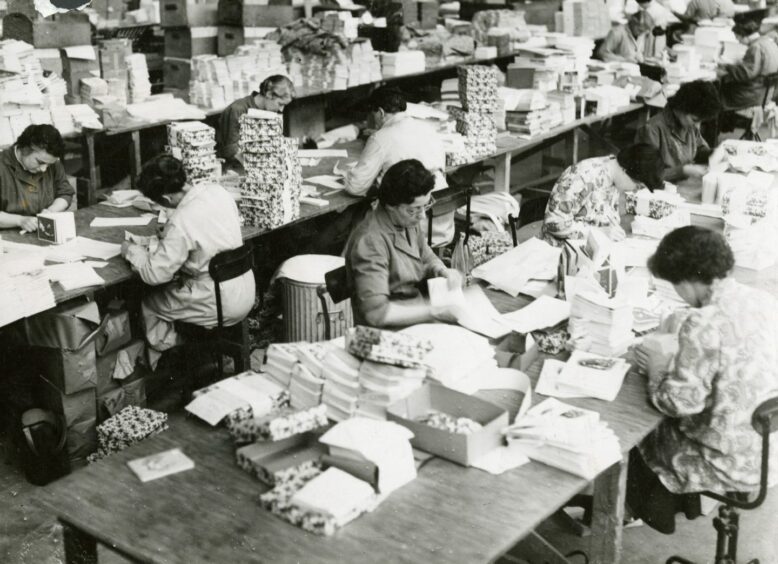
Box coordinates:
[721,186,775,219]
[451,107,497,138]
[167,122,219,185]
[258,469,378,536]
[238,114,284,146]
[168,123,215,147]
[345,326,433,368]
[624,192,677,219]
[530,322,570,355]
[457,65,499,113]
[717,139,778,173]
[191,376,291,429]
[88,406,169,461]
[227,405,329,444]
[236,444,323,486]
[469,231,514,267]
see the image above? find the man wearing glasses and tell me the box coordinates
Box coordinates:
[217,75,295,173]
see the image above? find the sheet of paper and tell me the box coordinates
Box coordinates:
[471,442,530,475]
[185,388,249,426]
[613,237,659,268]
[84,260,109,269]
[428,280,512,339]
[472,238,561,297]
[305,175,345,190]
[63,237,122,260]
[535,359,589,399]
[501,296,571,334]
[45,263,104,291]
[217,378,274,419]
[298,149,349,158]
[91,216,153,227]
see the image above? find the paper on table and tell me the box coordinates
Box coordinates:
[472,238,562,297]
[305,175,345,190]
[58,237,122,260]
[127,448,195,483]
[555,351,630,402]
[298,149,349,158]
[45,263,105,291]
[428,279,512,339]
[185,388,249,426]
[470,442,530,475]
[535,359,589,399]
[101,189,145,207]
[217,378,274,419]
[519,279,557,299]
[501,296,571,334]
[613,237,658,268]
[84,260,109,269]
[91,216,154,227]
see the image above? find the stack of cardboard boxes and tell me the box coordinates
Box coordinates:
[19,299,148,470]
[161,0,219,91]
[217,0,303,59]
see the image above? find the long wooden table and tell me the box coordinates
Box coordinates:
[37,325,663,564]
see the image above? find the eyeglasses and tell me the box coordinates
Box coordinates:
[402,195,436,216]
[267,90,294,104]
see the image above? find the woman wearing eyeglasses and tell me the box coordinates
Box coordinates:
[217,75,295,173]
[345,159,462,328]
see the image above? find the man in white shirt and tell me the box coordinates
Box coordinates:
[344,87,454,247]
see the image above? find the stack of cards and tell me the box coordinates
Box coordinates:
[167,121,219,184]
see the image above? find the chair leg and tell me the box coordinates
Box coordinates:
[234,319,250,373]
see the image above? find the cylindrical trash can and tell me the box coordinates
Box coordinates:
[277,255,353,342]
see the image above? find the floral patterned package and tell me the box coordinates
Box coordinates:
[345,326,433,368]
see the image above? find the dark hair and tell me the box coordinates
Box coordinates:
[635,0,651,4]
[259,75,293,96]
[648,226,734,284]
[378,159,435,206]
[367,87,407,114]
[15,124,65,160]
[733,19,760,37]
[667,80,721,120]
[628,9,654,31]
[138,155,187,204]
[616,143,665,191]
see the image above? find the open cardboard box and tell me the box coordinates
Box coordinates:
[236,432,327,486]
[494,332,539,373]
[386,384,508,466]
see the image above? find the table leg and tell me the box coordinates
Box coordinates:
[589,456,628,564]
[84,131,100,207]
[510,531,571,563]
[493,152,511,193]
[129,131,142,190]
[61,520,98,564]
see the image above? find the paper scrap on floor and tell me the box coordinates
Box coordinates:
[91,216,154,227]
[45,262,105,291]
[501,295,571,334]
[554,350,630,401]
[472,238,561,296]
[128,448,195,483]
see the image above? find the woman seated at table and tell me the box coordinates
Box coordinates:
[718,17,778,110]
[0,124,74,232]
[345,159,462,328]
[598,10,656,63]
[121,155,255,351]
[541,143,665,246]
[630,226,778,533]
[636,80,720,181]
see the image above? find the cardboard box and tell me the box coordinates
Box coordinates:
[163,57,192,90]
[217,25,244,56]
[387,384,508,466]
[65,417,98,467]
[96,377,146,421]
[37,211,76,244]
[95,304,132,357]
[96,339,145,394]
[20,299,102,351]
[507,66,536,89]
[321,453,378,489]
[61,48,101,97]
[236,432,325,485]
[34,48,63,75]
[161,0,219,27]
[38,375,97,427]
[2,12,91,49]
[37,343,98,395]
[98,39,132,80]
[494,332,539,373]
[164,27,218,58]
[217,0,301,27]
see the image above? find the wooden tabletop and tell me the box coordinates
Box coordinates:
[37,350,662,564]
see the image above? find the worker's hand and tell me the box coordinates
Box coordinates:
[683,164,708,178]
[634,334,678,377]
[18,216,38,233]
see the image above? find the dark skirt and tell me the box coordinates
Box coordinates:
[626,448,703,534]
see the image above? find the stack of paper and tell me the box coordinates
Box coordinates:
[553,350,630,401]
[290,362,325,410]
[264,343,299,387]
[401,324,498,394]
[505,398,621,479]
[45,263,104,291]
[0,260,56,328]
[506,101,562,136]
[319,417,416,494]
[569,291,633,356]
[126,54,151,103]
[472,237,562,297]
[356,360,426,420]
[380,51,425,77]
[321,348,362,421]
[186,371,284,426]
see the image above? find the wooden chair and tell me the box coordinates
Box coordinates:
[717,72,778,143]
[178,242,255,385]
[666,396,778,564]
[316,266,352,341]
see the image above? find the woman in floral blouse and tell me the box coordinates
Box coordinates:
[541,143,665,246]
[631,226,778,533]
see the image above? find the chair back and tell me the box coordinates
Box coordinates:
[209,242,254,331]
[706,396,778,510]
[324,266,350,305]
[763,72,778,108]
